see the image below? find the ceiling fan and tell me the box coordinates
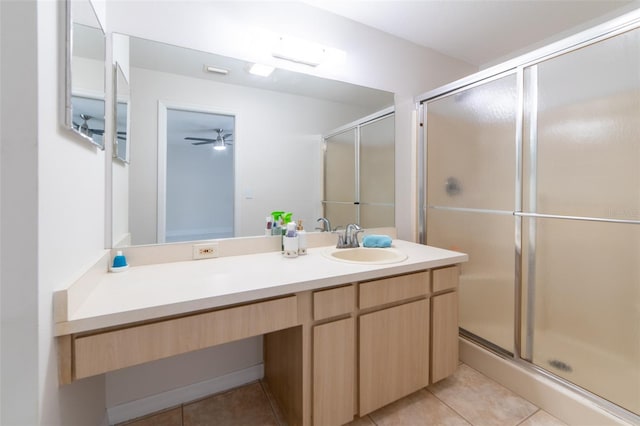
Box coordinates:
[73,114,104,138]
[74,114,127,140]
[185,128,234,150]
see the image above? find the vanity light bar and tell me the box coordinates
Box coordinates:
[204,65,229,75]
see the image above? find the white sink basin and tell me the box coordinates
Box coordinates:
[323,247,407,264]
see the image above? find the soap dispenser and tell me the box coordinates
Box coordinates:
[296,220,307,255]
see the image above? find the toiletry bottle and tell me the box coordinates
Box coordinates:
[271,211,283,236]
[283,222,298,258]
[265,216,272,236]
[297,220,307,255]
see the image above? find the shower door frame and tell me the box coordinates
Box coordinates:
[416,9,640,424]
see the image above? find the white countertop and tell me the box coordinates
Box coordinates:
[55,240,467,336]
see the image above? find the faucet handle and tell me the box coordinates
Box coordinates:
[351,228,365,247]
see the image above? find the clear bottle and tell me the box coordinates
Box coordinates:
[265,216,272,236]
[283,222,298,258]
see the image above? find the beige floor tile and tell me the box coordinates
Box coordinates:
[518,410,567,426]
[117,406,182,426]
[259,380,288,426]
[369,389,471,426]
[429,364,538,426]
[183,381,278,426]
[345,415,376,425]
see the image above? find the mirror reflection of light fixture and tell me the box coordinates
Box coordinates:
[213,139,226,151]
[205,65,229,75]
[272,35,326,66]
[249,63,275,77]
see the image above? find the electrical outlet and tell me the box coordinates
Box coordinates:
[193,243,219,259]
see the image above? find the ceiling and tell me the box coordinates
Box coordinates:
[305,0,638,67]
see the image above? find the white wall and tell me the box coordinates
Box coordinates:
[1,2,40,424]
[2,1,108,425]
[38,0,108,424]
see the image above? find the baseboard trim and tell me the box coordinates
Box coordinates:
[106,363,264,425]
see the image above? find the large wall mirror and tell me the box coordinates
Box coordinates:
[63,0,106,148]
[111,35,395,248]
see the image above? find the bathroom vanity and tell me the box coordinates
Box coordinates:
[55,239,467,425]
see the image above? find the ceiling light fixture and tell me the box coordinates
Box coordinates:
[272,35,326,67]
[249,63,275,77]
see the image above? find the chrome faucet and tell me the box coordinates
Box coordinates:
[316,217,331,232]
[337,223,363,248]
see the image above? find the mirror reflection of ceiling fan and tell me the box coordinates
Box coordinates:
[74,114,126,140]
[185,128,234,151]
[73,114,104,138]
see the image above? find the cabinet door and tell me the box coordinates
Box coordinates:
[359,299,429,415]
[313,318,355,426]
[432,291,459,383]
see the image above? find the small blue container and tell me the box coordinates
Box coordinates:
[111,250,128,271]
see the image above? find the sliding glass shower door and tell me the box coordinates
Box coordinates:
[521,26,640,414]
[425,73,519,352]
[423,23,640,417]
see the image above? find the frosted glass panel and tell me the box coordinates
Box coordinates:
[325,129,356,202]
[522,217,640,414]
[524,28,640,220]
[360,204,394,229]
[427,74,518,211]
[324,203,356,230]
[427,208,515,351]
[360,115,394,204]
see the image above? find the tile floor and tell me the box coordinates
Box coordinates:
[118,363,567,426]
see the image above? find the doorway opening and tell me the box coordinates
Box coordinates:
[159,106,235,243]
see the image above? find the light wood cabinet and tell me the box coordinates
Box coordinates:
[313,318,355,426]
[431,291,458,382]
[359,271,429,309]
[58,263,462,426]
[432,265,459,293]
[71,295,298,380]
[431,266,460,383]
[359,299,430,415]
[313,285,355,321]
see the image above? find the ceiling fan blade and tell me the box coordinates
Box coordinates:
[185,136,216,142]
[223,133,233,139]
[191,141,214,146]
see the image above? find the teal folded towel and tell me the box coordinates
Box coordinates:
[362,235,392,248]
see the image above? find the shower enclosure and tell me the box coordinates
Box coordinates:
[323,109,395,229]
[418,14,639,421]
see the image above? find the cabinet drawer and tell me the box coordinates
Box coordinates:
[74,296,298,379]
[359,271,429,309]
[432,266,459,293]
[314,285,355,321]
